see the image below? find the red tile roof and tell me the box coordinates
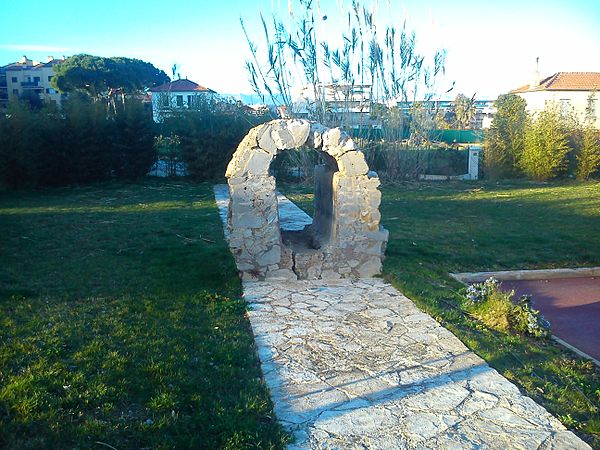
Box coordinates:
[511,72,600,93]
[149,79,216,93]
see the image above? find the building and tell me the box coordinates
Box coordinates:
[290,84,382,132]
[0,56,64,109]
[510,71,600,128]
[149,78,216,122]
[396,99,496,130]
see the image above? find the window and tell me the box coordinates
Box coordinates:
[157,93,170,107]
[11,77,17,83]
[176,95,183,107]
[187,95,193,107]
[33,76,40,83]
[559,99,571,116]
[586,98,597,120]
[48,76,52,82]
[46,88,50,94]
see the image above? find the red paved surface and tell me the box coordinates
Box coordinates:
[502,277,600,361]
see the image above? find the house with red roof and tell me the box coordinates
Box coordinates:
[149,78,216,122]
[510,71,600,127]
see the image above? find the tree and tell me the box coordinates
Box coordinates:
[0,100,42,188]
[453,93,476,129]
[520,102,570,181]
[483,94,529,179]
[112,98,156,179]
[52,54,169,105]
[161,96,273,180]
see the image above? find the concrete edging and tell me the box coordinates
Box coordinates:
[450,267,600,284]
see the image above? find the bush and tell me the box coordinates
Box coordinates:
[363,143,468,181]
[520,103,571,181]
[111,99,156,179]
[0,96,156,189]
[483,94,529,179]
[160,98,273,181]
[0,101,44,189]
[576,125,600,180]
[465,278,551,338]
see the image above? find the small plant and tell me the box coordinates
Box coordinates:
[465,277,500,304]
[465,278,551,338]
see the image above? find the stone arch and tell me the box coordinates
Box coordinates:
[225,119,388,280]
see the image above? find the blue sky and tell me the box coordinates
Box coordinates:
[1,0,599,100]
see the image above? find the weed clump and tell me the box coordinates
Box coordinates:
[465,278,551,338]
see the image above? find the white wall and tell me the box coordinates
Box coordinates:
[150,91,214,122]
[517,90,599,128]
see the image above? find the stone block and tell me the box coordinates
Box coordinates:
[257,245,282,266]
[336,151,369,176]
[308,123,327,148]
[265,268,296,281]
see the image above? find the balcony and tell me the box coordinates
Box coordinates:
[21,81,40,88]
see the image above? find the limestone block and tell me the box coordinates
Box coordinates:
[231,210,263,229]
[356,257,382,277]
[242,270,263,281]
[265,268,296,281]
[261,119,311,151]
[322,127,342,150]
[244,149,274,178]
[308,123,328,148]
[336,151,369,176]
[257,245,282,266]
[286,119,311,146]
[321,269,342,280]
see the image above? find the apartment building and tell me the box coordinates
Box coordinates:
[0,56,64,109]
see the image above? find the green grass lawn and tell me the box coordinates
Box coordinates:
[3,179,600,449]
[0,181,289,449]
[284,179,600,448]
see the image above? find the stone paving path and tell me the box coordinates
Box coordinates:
[213,186,590,449]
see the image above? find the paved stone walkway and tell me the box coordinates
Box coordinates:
[213,186,590,449]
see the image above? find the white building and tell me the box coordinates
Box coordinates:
[510,72,600,128]
[149,78,216,122]
[0,56,64,109]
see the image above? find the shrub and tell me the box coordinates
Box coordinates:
[111,98,156,179]
[160,97,273,181]
[0,101,44,189]
[0,96,156,189]
[483,94,529,179]
[576,125,600,180]
[465,278,551,338]
[362,143,468,181]
[520,103,571,181]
